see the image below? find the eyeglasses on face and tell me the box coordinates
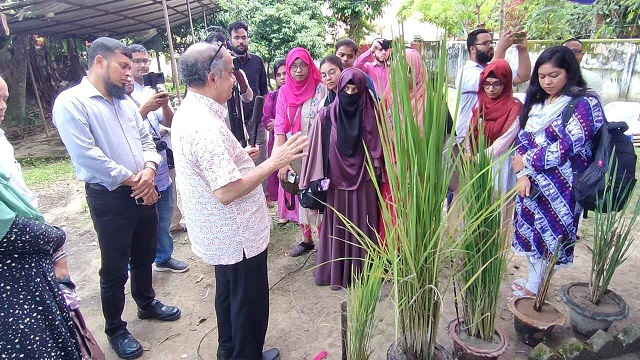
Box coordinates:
[290,62,308,72]
[482,81,503,89]
[321,68,338,79]
[474,40,494,48]
[570,49,583,54]
[133,59,152,65]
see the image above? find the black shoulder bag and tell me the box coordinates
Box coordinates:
[298,111,331,213]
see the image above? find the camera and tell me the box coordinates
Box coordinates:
[154,138,167,152]
[381,39,392,50]
[512,31,526,44]
[142,71,165,89]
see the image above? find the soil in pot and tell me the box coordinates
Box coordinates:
[561,282,629,338]
[387,341,452,360]
[449,319,507,360]
[508,296,564,347]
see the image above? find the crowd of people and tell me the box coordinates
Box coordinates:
[0,19,608,360]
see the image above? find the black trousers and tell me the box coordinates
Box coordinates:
[215,249,269,360]
[85,184,158,336]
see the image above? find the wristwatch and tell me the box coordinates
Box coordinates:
[144,163,158,173]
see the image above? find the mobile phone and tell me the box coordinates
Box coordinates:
[512,32,526,44]
[528,183,541,200]
[287,171,297,183]
[135,197,145,205]
[381,39,392,50]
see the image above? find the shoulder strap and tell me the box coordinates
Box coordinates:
[321,109,331,177]
[561,96,584,127]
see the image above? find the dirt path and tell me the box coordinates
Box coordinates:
[35,179,639,360]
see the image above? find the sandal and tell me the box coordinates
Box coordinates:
[290,241,314,257]
[277,218,290,225]
[512,288,536,298]
[511,278,527,291]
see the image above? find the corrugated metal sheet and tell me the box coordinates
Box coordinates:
[0,0,219,38]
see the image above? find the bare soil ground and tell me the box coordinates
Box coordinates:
[32,176,640,360]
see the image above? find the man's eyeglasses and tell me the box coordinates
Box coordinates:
[133,59,152,65]
[570,49,583,55]
[290,62,308,72]
[321,68,338,80]
[208,41,224,70]
[474,40,494,48]
[482,81,503,89]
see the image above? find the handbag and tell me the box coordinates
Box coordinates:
[298,110,331,212]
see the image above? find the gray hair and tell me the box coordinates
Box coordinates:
[128,44,148,55]
[179,42,228,88]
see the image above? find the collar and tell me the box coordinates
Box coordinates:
[79,77,107,99]
[186,91,228,120]
[464,60,484,70]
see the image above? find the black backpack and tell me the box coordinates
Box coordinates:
[562,97,637,213]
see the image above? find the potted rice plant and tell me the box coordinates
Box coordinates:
[508,247,565,346]
[448,136,511,360]
[561,167,639,337]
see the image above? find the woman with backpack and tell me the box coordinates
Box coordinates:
[510,46,605,297]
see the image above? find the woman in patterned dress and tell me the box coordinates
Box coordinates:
[511,46,604,296]
[274,47,326,257]
[0,164,82,359]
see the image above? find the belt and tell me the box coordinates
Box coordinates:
[85,183,132,193]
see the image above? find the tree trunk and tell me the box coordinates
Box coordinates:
[67,39,86,84]
[6,34,28,126]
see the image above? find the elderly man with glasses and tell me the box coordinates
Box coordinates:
[455,29,531,139]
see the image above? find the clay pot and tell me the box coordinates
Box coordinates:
[448,319,508,360]
[508,296,565,346]
[387,341,452,360]
[561,282,629,338]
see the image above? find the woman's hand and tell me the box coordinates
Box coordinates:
[266,120,274,132]
[516,176,531,197]
[512,155,525,173]
[278,165,294,181]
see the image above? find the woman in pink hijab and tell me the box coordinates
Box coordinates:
[274,47,327,257]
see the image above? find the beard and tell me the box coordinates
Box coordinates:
[105,81,127,99]
[227,41,247,56]
[476,49,493,65]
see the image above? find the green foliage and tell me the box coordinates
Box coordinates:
[455,135,511,340]
[518,0,640,39]
[589,157,640,304]
[401,0,499,38]
[326,0,390,44]
[22,159,75,188]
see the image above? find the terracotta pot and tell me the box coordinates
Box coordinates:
[561,282,629,338]
[448,319,507,360]
[508,296,565,346]
[387,341,452,360]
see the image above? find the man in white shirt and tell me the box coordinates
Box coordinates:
[0,76,38,207]
[172,42,309,360]
[563,38,603,96]
[455,29,531,138]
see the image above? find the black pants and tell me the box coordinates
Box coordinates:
[215,249,269,360]
[85,184,158,336]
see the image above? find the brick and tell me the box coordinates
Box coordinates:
[528,343,562,360]
[557,337,598,360]
[614,324,640,354]
[588,330,623,358]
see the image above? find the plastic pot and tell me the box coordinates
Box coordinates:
[448,319,507,360]
[508,296,565,346]
[561,282,629,338]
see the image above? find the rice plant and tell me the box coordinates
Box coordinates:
[589,155,640,304]
[454,132,512,341]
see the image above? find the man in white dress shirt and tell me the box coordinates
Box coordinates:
[563,38,603,96]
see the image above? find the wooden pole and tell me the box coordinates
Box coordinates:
[186,0,195,44]
[202,5,207,29]
[27,60,50,137]
[161,0,182,102]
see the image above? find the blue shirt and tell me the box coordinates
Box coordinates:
[130,82,172,191]
[52,77,161,190]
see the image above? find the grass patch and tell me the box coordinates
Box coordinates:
[22,159,75,188]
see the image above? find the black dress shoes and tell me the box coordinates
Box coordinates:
[137,299,181,321]
[263,348,281,360]
[108,328,143,359]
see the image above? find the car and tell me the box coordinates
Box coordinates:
[603,101,640,147]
